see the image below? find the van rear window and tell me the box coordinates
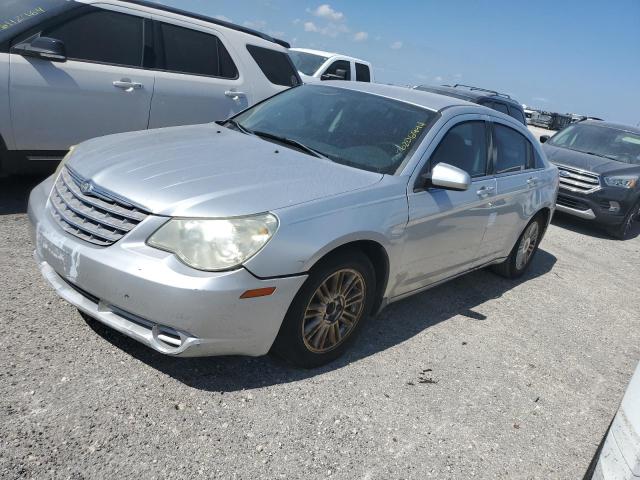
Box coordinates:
[246,44,300,87]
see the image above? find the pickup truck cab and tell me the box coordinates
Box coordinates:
[288,48,373,83]
[0,0,300,174]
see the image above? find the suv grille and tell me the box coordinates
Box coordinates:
[556,165,600,193]
[50,168,148,246]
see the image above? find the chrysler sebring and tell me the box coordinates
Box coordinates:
[28,82,558,367]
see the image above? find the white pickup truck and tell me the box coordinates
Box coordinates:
[288,48,373,83]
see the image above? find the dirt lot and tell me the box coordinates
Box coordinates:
[1,175,639,479]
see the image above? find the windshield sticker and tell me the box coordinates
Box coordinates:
[399,121,428,152]
[1,7,46,32]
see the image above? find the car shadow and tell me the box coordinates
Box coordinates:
[0,174,48,215]
[552,211,640,240]
[85,248,557,392]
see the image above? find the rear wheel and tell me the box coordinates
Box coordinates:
[491,215,544,279]
[271,250,375,368]
[607,200,640,240]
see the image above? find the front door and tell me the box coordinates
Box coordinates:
[9,6,154,151]
[396,119,497,296]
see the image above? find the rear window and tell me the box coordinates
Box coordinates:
[246,44,300,87]
[492,102,509,115]
[355,63,371,82]
[509,106,526,124]
[158,22,238,78]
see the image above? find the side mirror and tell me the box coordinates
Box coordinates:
[539,135,550,143]
[321,68,348,81]
[423,162,471,191]
[12,36,66,62]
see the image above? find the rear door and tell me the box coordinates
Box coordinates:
[148,17,251,128]
[481,120,543,258]
[398,117,497,295]
[9,5,154,151]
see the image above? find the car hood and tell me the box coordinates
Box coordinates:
[543,144,640,176]
[68,124,383,217]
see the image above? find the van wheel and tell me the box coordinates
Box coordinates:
[271,249,375,368]
[607,201,640,240]
[491,215,544,279]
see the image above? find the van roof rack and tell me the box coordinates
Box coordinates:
[448,84,511,99]
[120,0,291,48]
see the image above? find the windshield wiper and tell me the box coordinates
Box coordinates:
[252,130,329,160]
[225,119,253,135]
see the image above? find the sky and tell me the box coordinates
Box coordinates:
[157,0,640,125]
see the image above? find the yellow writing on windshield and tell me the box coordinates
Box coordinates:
[399,121,428,152]
[1,7,46,32]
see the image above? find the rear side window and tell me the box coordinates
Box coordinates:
[509,106,526,124]
[323,60,351,80]
[492,102,509,115]
[158,22,238,78]
[355,63,370,82]
[493,124,531,174]
[43,8,143,67]
[430,121,488,178]
[246,45,300,87]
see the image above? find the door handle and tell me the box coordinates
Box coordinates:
[526,177,537,187]
[113,79,143,91]
[225,90,247,100]
[476,185,495,197]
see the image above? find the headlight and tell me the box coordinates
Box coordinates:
[604,175,638,189]
[147,214,278,271]
[54,146,75,177]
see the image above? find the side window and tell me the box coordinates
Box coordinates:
[355,63,371,82]
[430,121,488,178]
[246,45,300,87]
[492,102,510,115]
[493,124,531,174]
[158,22,238,78]
[42,8,143,67]
[509,106,526,124]
[323,60,351,80]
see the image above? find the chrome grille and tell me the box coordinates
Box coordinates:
[556,165,600,193]
[49,168,148,246]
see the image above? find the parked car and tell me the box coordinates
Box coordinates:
[288,48,373,83]
[413,84,527,125]
[584,361,640,479]
[28,82,558,368]
[0,0,300,174]
[541,120,640,239]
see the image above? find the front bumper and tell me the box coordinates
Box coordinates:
[28,177,307,357]
[556,187,637,226]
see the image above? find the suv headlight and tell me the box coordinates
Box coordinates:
[604,175,638,189]
[147,214,278,271]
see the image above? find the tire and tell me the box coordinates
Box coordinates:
[271,249,376,368]
[607,201,640,240]
[491,214,544,279]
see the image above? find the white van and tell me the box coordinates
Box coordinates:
[0,0,300,173]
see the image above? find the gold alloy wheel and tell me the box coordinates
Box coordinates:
[515,221,539,270]
[302,268,366,353]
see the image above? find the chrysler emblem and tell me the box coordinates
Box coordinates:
[80,181,93,194]
[558,170,571,178]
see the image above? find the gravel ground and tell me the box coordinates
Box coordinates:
[1,175,639,480]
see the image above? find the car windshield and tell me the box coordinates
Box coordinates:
[231,85,437,174]
[0,0,71,42]
[548,123,640,165]
[288,50,329,76]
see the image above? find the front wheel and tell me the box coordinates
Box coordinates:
[607,201,640,240]
[491,215,544,279]
[271,250,376,368]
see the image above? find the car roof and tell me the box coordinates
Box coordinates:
[415,85,523,108]
[578,120,640,135]
[117,0,290,48]
[320,81,477,111]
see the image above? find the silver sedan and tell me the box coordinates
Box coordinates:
[28,82,559,367]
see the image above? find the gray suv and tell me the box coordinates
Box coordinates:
[28,82,558,367]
